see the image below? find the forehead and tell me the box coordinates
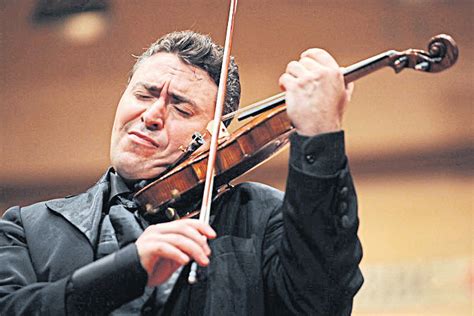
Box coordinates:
[130,53,217,96]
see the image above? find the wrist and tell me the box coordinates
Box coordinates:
[295,120,341,137]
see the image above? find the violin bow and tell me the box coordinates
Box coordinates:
[188,0,239,284]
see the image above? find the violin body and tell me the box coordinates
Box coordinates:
[135,104,293,216]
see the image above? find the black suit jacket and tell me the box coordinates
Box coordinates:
[0,132,363,315]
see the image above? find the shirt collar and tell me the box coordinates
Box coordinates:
[109,169,133,203]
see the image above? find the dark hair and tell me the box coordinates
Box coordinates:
[130,31,241,121]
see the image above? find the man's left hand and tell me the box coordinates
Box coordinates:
[279,48,354,136]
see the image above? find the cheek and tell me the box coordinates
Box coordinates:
[114,95,142,127]
[166,120,204,148]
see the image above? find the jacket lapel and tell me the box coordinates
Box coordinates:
[45,171,110,247]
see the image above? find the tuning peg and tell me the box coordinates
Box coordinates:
[415,61,430,71]
[393,56,408,73]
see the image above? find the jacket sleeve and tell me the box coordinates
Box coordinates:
[262,131,364,315]
[0,206,69,315]
[0,206,148,315]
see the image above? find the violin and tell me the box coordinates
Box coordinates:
[134,34,458,220]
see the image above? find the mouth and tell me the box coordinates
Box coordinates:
[128,131,160,148]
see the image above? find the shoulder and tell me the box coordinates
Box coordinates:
[5,169,110,210]
[2,199,50,226]
[3,171,110,223]
[2,197,64,222]
[1,198,65,234]
[1,206,24,237]
[1,192,96,238]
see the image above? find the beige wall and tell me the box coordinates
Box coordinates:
[1,1,472,314]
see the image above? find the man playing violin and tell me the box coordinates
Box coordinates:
[0,31,363,315]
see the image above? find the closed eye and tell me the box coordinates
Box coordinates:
[135,93,153,101]
[173,105,192,117]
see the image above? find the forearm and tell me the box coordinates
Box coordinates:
[1,248,147,316]
[0,206,148,315]
[264,131,363,315]
[65,244,147,315]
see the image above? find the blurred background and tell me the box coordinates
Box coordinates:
[0,1,472,315]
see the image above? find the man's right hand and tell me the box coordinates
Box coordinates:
[135,219,216,287]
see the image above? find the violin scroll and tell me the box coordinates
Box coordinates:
[426,34,459,72]
[390,34,458,74]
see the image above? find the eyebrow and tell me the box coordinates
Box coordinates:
[133,81,197,108]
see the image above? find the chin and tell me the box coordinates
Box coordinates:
[112,157,166,181]
[114,163,163,181]
[111,144,181,180]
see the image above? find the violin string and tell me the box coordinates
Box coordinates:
[222,91,286,122]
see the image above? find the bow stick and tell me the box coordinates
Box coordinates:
[188,0,238,284]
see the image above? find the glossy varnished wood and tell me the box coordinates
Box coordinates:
[135,104,293,214]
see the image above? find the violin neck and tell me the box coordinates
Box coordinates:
[343,50,397,83]
[237,50,397,121]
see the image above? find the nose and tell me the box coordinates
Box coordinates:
[141,97,166,131]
